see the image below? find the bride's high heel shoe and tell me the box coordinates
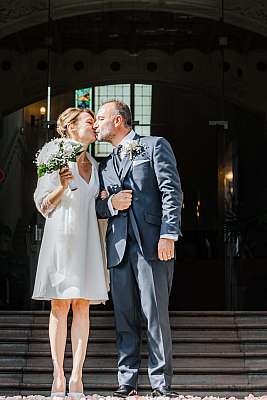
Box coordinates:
[51,376,66,399]
[68,379,85,400]
[67,392,85,400]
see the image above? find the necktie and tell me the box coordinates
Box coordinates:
[113,145,123,174]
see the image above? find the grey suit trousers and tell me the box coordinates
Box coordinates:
[110,234,174,389]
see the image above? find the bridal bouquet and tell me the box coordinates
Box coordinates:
[34,138,83,190]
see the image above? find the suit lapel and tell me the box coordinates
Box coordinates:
[119,156,132,182]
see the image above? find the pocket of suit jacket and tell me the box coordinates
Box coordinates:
[132,159,150,166]
[132,159,150,181]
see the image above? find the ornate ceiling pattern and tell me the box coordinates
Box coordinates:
[1,0,267,39]
[0,1,267,115]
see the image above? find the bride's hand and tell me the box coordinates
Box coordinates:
[59,167,74,189]
[100,190,109,200]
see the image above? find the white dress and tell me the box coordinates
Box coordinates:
[32,153,109,303]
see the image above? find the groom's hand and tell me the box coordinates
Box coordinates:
[158,238,175,261]
[112,190,132,210]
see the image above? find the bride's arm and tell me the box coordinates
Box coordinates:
[40,185,65,216]
[34,167,74,217]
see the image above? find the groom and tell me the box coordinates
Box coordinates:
[95,100,183,397]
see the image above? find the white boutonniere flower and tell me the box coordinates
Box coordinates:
[121,140,146,160]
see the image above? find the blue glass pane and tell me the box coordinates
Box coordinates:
[75,88,93,109]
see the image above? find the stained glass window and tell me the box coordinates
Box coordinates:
[75,88,92,109]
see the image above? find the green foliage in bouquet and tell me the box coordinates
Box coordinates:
[34,139,83,178]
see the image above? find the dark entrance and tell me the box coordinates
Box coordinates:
[1,82,267,311]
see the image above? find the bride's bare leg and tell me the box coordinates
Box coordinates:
[69,299,90,394]
[49,299,71,392]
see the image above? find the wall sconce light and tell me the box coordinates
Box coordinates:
[30,106,47,127]
[225,170,234,194]
[40,106,46,116]
[225,171,233,181]
[196,199,201,221]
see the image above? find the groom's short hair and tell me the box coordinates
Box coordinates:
[102,99,132,128]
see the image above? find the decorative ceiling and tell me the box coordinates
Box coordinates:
[0,0,267,40]
[0,6,266,55]
[1,0,267,115]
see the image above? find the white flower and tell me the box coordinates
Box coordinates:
[121,140,144,160]
[35,140,59,165]
[63,142,74,156]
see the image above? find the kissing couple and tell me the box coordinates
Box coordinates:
[32,100,183,399]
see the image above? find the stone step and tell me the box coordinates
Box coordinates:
[2,350,267,368]
[3,327,267,340]
[2,382,267,397]
[0,341,266,354]
[0,357,245,369]
[3,329,267,343]
[2,310,267,315]
[0,321,247,329]
[0,321,267,339]
[0,328,241,339]
[3,319,267,327]
[2,366,267,385]
[2,311,267,323]
[0,351,247,367]
[3,311,267,396]
[0,322,243,329]
[0,336,245,353]
[0,335,265,343]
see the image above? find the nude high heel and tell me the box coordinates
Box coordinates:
[51,376,66,399]
[68,379,85,400]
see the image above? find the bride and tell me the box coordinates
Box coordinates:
[32,107,109,400]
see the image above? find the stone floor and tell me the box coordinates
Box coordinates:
[1,395,267,400]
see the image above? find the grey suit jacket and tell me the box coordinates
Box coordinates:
[96,133,183,267]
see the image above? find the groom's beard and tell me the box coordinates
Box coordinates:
[97,130,115,143]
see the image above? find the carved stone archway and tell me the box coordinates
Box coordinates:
[0,1,267,115]
[1,0,267,39]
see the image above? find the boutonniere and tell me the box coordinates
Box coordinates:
[121,140,147,160]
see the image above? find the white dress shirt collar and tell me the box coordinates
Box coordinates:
[117,130,136,147]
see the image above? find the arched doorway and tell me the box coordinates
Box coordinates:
[1,78,266,311]
[1,5,267,311]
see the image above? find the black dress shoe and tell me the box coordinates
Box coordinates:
[152,386,178,397]
[113,385,137,398]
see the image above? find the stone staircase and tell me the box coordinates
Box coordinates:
[1,311,267,397]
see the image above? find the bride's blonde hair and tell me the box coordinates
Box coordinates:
[57,107,95,137]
